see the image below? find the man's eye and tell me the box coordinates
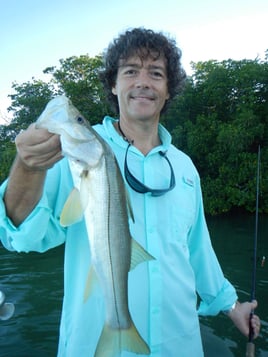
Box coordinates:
[151,71,163,78]
[124,69,136,75]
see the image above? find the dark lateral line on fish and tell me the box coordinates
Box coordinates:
[106,169,121,330]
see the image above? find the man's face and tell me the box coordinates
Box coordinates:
[112,54,170,123]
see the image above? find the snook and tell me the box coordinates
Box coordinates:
[36,96,153,357]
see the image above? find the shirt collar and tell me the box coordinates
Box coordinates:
[102,116,172,154]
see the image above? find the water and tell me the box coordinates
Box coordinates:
[201,214,268,357]
[0,214,267,357]
[0,247,64,357]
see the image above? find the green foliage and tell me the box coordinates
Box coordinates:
[43,55,113,124]
[7,79,55,139]
[1,53,268,215]
[164,56,268,214]
[0,139,16,183]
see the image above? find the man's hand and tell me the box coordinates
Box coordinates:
[15,123,62,171]
[4,124,63,226]
[228,300,261,339]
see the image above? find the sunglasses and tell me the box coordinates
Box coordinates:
[124,144,176,197]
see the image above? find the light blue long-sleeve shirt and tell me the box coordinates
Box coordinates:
[0,116,237,356]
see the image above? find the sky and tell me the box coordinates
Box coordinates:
[1,0,267,124]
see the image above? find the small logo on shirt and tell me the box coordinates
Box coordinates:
[183,177,194,187]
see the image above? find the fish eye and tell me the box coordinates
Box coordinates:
[76,116,84,124]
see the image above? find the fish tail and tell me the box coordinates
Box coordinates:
[94,322,150,357]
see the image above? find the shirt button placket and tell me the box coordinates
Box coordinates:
[144,200,162,355]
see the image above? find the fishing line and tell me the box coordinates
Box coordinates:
[251,145,260,306]
[246,145,261,357]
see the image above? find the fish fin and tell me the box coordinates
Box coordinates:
[121,322,150,355]
[60,187,84,226]
[130,239,155,271]
[125,188,135,223]
[94,322,150,357]
[84,266,98,302]
[60,171,89,227]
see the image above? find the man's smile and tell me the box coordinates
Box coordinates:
[130,91,156,101]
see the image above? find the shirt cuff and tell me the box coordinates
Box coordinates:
[0,180,52,252]
[198,279,238,316]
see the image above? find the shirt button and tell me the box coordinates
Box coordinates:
[151,266,159,273]
[152,307,160,314]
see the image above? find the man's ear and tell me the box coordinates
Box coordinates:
[112,86,117,95]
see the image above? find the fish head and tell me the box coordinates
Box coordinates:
[36,96,103,169]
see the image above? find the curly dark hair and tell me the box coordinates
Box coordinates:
[99,27,186,114]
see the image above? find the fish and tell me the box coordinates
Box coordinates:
[36,95,153,357]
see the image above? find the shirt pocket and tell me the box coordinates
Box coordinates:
[166,176,196,255]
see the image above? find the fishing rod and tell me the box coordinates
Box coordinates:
[246,145,261,357]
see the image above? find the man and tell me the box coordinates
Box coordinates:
[0,28,260,356]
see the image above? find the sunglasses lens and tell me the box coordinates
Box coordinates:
[124,144,176,196]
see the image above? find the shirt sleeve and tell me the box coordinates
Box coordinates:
[188,175,238,316]
[0,159,71,253]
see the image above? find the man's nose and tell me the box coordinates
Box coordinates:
[135,70,150,88]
